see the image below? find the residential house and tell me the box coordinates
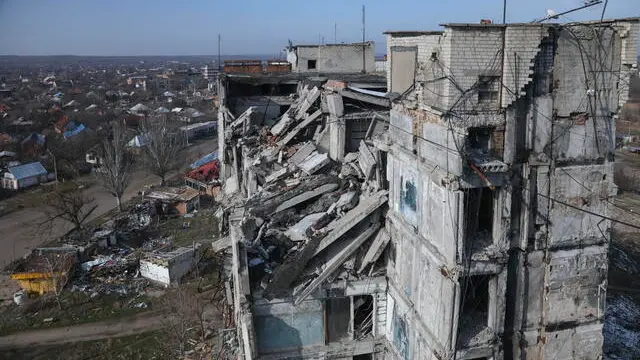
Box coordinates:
[2,161,49,190]
[145,186,200,215]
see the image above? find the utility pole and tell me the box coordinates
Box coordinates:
[503,0,507,24]
[334,22,337,43]
[362,5,366,73]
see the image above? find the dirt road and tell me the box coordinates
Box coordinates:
[0,311,166,349]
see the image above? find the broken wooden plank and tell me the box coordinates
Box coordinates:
[273,183,338,214]
[277,109,323,148]
[313,190,388,257]
[357,228,390,273]
[294,223,380,305]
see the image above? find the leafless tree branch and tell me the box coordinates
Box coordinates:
[139,116,182,186]
[95,122,133,211]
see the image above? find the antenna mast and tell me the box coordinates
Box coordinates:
[362,5,366,73]
[503,0,507,24]
[217,34,221,72]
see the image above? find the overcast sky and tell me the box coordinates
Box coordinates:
[0,0,637,56]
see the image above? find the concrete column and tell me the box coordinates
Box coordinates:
[326,93,345,161]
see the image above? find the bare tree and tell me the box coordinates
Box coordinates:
[40,189,98,230]
[40,252,75,310]
[95,122,132,211]
[163,287,201,356]
[139,116,182,186]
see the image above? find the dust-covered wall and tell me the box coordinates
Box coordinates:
[287,43,375,73]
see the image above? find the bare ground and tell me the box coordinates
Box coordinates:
[0,310,166,349]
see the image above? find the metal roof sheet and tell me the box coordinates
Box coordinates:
[8,162,47,180]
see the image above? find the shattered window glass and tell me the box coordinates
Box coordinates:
[400,178,417,212]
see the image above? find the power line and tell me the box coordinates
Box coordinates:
[520,183,640,231]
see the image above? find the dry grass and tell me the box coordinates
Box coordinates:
[0,331,170,360]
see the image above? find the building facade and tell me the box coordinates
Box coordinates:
[220,17,639,360]
[384,19,639,360]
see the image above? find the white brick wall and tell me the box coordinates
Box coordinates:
[501,26,549,108]
[446,27,504,110]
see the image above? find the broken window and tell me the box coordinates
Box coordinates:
[458,275,491,348]
[307,59,317,70]
[392,304,411,360]
[326,295,374,343]
[400,177,417,212]
[326,297,350,343]
[468,127,491,152]
[467,127,504,160]
[477,76,499,106]
[354,295,374,339]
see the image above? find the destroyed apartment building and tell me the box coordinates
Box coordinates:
[217,18,639,360]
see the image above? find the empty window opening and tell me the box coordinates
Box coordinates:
[354,295,374,340]
[326,297,350,343]
[468,127,491,152]
[477,76,499,105]
[307,59,317,70]
[458,275,491,348]
[467,127,504,160]
[354,355,373,360]
[465,187,495,244]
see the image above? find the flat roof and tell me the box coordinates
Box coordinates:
[441,17,640,27]
[383,31,443,36]
[288,41,374,48]
[222,72,386,85]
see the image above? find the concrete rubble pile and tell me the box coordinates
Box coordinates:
[218,82,391,305]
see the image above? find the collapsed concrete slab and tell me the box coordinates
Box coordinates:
[357,227,390,274]
[294,222,380,304]
[273,183,339,213]
[314,190,388,256]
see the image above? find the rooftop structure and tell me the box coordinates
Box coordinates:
[285,42,376,74]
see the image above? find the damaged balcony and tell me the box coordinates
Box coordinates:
[456,275,497,356]
[460,187,508,275]
[466,126,508,176]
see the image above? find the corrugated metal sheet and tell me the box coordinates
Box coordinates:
[8,162,47,180]
[63,123,86,138]
[189,151,218,169]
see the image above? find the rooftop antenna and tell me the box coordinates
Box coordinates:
[217,34,221,72]
[533,0,602,22]
[362,5,366,73]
